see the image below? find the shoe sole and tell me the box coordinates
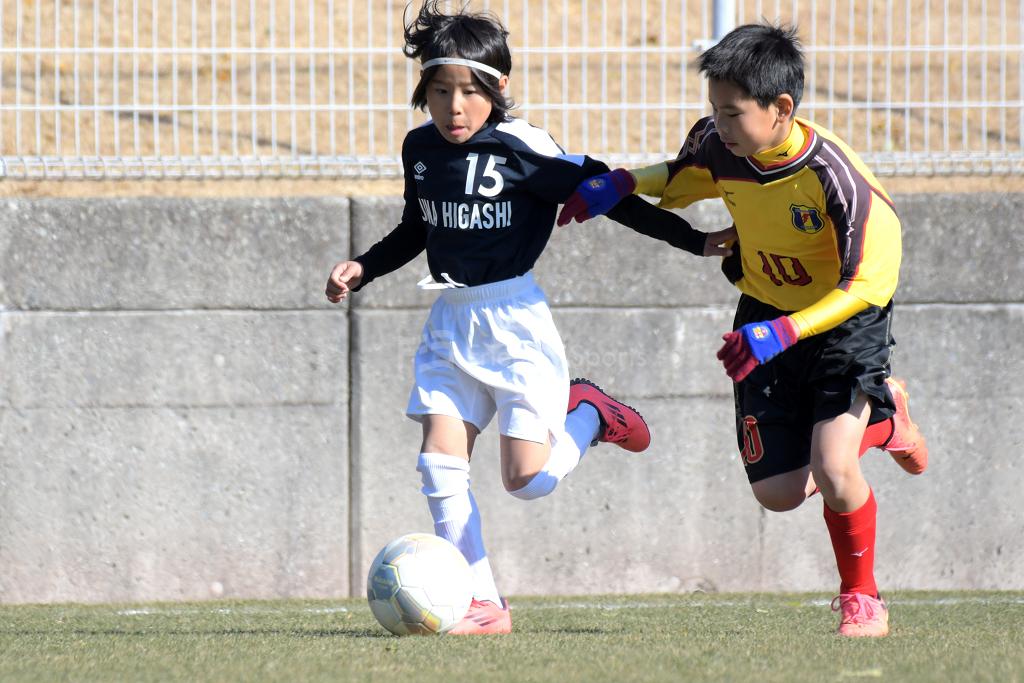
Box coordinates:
[884,378,928,475]
[838,624,890,637]
[446,599,512,635]
[446,620,512,635]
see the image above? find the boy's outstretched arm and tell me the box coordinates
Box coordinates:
[603,193,734,257]
[556,163,669,226]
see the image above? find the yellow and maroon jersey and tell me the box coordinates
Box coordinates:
[658,116,901,311]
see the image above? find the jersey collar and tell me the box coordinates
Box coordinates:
[747,119,816,175]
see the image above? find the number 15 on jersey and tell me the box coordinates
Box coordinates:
[465,153,506,197]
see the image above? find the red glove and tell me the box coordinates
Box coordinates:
[717,316,800,382]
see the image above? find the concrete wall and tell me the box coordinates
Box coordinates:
[1,193,1021,604]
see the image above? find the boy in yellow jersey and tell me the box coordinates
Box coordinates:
[557,23,928,637]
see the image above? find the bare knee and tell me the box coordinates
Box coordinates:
[500,435,550,493]
[753,488,806,512]
[504,470,540,493]
[751,471,812,512]
[811,459,865,503]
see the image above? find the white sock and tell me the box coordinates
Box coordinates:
[565,402,601,452]
[509,403,600,500]
[417,452,501,604]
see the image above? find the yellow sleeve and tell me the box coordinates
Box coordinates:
[626,117,721,210]
[628,163,669,197]
[659,162,721,210]
[789,289,870,338]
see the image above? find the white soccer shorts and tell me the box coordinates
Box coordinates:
[406,272,570,444]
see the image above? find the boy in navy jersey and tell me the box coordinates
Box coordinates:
[558,24,928,637]
[325,0,733,634]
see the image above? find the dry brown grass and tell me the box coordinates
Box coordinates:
[1,174,1020,197]
[0,0,1020,192]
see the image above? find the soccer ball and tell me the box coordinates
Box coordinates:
[366,533,473,635]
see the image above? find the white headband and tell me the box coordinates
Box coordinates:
[421,57,503,80]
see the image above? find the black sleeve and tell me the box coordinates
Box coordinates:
[605,195,706,255]
[352,156,427,291]
[513,147,611,204]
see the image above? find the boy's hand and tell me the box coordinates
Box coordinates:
[716,317,799,382]
[703,225,737,257]
[556,169,636,226]
[326,260,364,303]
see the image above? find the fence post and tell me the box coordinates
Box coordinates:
[712,0,735,41]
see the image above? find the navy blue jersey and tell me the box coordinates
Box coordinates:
[355,118,605,288]
[354,118,707,289]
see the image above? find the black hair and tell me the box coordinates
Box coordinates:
[698,23,804,112]
[403,1,513,122]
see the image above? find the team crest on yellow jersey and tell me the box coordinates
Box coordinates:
[790,204,825,233]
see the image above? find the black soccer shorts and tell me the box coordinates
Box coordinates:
[730,294,898,484]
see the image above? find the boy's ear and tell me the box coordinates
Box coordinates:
[774,93,795,120]
[498,74,509,93]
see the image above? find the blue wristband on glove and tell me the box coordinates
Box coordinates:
[556,168,636,226]
[740,318,799,363]
[717,317,801,383]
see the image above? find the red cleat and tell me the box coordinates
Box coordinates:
[567,378,651,453]
[832,592,889,637]
[446,598,511,635]
[883,378,928,475]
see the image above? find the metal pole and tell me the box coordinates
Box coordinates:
[713,0,736,41]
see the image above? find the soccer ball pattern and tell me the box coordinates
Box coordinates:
[366,533,473,635]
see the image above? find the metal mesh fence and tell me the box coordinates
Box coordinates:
[0,0,1020,180]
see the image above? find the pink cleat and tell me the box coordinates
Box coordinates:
[832,592,890,638]
[567,378,651,452]
[446,598,511,635]
[883,378,928,475]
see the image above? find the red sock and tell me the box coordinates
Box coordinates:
[823,489,878,596]
[859,419,894,454]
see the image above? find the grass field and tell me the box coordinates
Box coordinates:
[3,592,1023,683]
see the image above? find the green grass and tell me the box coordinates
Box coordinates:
[2,592,1022,683]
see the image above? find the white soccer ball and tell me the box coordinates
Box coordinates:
[366,533,473,636]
